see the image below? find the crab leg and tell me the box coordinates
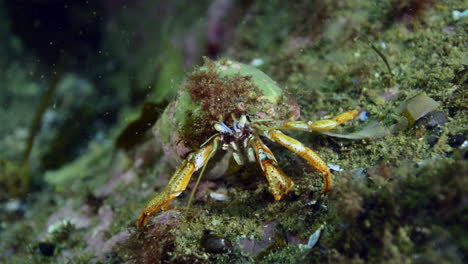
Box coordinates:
[281,110,358,132]
[137,136,220,227]
[250,137,294,200]
[264,130,332,194]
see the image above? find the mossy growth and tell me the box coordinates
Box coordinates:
[318,155,468,263]
[0,159,31,198]
[187,58,259,122]
[119,224,180,264]
[182,58,259,149]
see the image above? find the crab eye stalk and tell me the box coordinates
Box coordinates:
[214,122,233,134]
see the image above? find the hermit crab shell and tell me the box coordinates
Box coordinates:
[153,59,300,166]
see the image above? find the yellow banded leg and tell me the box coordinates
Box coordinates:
[265,130,332,194]
[281,110,358,132]
[251,137,294,200]
[137,136,220,227]
[331,110,359,125]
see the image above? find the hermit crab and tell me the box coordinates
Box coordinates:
[138,58,357,227]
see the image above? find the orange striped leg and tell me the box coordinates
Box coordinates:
[250,137,294,200]
[137,136,220,227]
[281,110,358,132]
[265,130,332,194]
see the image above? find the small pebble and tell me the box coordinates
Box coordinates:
[359,111,369,121]
[201,230,233,254]
[448,134,467,148]
[37,242,55,257]
[106,252,124,264]
[425,111,448,129]
[427,134,440,147]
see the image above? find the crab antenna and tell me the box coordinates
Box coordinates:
[231,113,242,133]
[238,115,247,128]
[233,120,241,133]
[250,118,274,123]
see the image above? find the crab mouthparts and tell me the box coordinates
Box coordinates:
[213,115,256,165]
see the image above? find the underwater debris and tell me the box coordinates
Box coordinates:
[22,66,61,160]
[370,44,393,78]
[115,102,167,153]
[320,121,390,139]
[399,93,440,126]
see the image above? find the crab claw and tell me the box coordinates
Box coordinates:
[264,130,331,194]
[137,136,220,227]
[251,137,294,200]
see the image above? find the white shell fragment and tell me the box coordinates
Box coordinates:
[5,199,21,211]
[452,10,468,20]
[250,58,264,67]
[328,163,342,172]
[306,227,322,249]
[461,140,468,149]
[359,111,369,121]
[210,192,228,201]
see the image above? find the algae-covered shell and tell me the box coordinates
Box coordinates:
[153,59,300,165]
